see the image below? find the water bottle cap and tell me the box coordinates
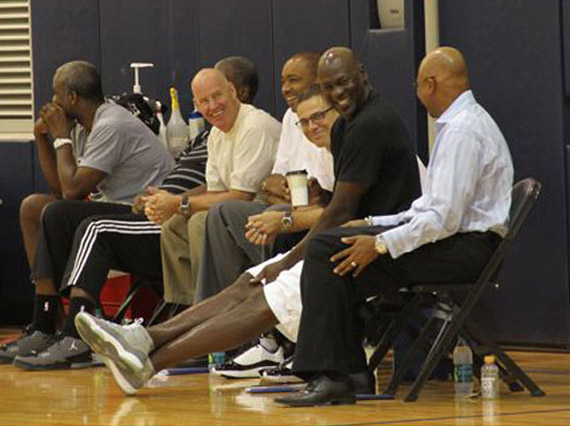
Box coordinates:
[484,355,495,364]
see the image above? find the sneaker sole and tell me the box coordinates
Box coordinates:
[98,355,137,396]
[217,367,266,379]
[75,314,144,372]
[12,357,92,371]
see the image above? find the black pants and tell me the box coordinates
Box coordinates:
[33,200,132,290]
[292,226,501,376]
[61,212,164,298]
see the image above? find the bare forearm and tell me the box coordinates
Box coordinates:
[180,185,207,197]
[287,206,324,233]
[55,146,83,199]
[35,136,61,195]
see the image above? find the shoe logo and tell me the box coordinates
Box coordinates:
[70,341,79,351]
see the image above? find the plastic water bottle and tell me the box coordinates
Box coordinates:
[166,87,189,158]
[188,110,205,143]
[453,337,473,396]
[155,101,168,149]
[481,355,500,400]
[208,352,226,373]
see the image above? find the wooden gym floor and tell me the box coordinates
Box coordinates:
[1,329,569,425]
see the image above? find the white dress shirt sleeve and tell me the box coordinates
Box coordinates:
[380,129,483,258]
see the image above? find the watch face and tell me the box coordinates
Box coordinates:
[282,215,293,229]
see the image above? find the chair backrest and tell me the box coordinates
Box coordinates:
[476,177,541,285]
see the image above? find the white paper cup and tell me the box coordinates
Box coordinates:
[286,170,309,207]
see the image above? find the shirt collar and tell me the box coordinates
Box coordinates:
[435,90,475,131]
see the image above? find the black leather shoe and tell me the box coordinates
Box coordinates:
[350,370,376,394]
[274,375,356,407]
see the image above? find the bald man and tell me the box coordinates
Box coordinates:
[275,47,514,406]
[148,68,282,305]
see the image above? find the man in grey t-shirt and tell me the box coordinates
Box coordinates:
[75,102,174,203]
[2,60,173,369]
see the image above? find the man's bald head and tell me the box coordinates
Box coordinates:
[318,47,360,76]
[192,68,240,132]
[416,47,470,118]
[317,47,370,120]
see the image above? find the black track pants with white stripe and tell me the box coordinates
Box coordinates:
[60,212,163,298]
[33,200,132,287]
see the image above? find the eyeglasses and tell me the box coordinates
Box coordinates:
[296,107,334,128]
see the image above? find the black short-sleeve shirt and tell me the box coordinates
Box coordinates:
[331,92,421,217]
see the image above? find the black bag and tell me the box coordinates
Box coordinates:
[108,92,162,135]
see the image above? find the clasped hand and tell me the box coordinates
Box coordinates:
[143,187,180,224]
[39,103,73,139]
[245,210,285,245]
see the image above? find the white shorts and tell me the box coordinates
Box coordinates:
[246,252,303,343]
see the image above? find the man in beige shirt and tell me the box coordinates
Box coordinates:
[144,68,281,305]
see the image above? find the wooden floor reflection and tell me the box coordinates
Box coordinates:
[0,350,569,425]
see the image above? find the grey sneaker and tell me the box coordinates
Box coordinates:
[13,335,92,370]
[0,330,58,364]
[75,312,155,395]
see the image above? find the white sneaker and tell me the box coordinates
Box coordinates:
[212,343,285,379]
[75,312,155,395]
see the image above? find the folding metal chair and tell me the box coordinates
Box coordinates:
[367,178,545,402]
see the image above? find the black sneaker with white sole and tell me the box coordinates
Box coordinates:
[212,343,285,379]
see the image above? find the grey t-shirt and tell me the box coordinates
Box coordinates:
[74,103,174,203]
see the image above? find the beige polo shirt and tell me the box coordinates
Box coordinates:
[206,103,281,193]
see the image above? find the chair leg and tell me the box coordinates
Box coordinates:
[112,280,141,324]
[463,317,545,397]
[404,309,458,402]
[147,299,168,326]
[384,314,441,396]
[368,295,424,373]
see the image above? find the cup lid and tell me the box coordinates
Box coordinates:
[286,169,308,176]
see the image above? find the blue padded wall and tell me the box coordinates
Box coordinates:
[31,0,101,116]
[0,142,36,323]
[196,0,275,115]
[350,0,427,160]
[271,0,351,118]
[440,0,570,346]
[99,0,200,119]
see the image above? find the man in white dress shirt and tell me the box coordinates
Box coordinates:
[276,46,514,406]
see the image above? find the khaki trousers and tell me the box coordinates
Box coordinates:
[160,211,208,305]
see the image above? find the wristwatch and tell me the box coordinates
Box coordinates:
[180,195,191,216]
[281,211,293,230]
[53,138,73,150]
[375,234,388,255]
